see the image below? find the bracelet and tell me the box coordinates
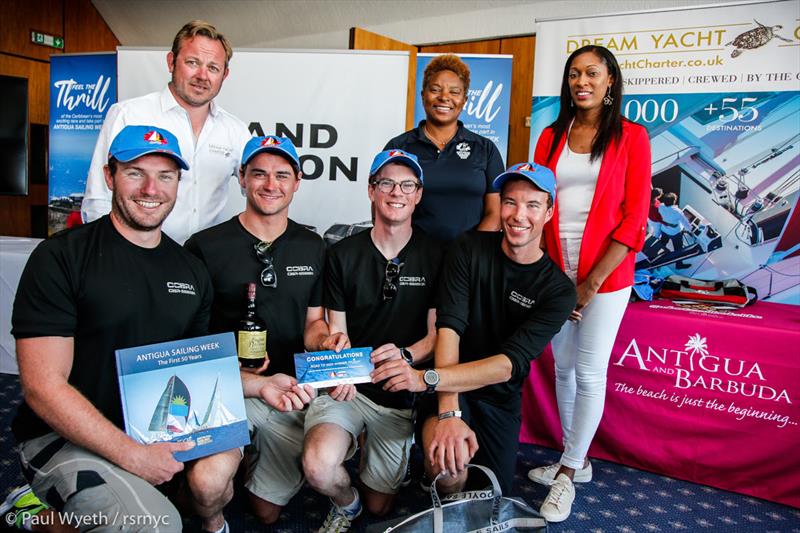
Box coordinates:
[437,410,462,421]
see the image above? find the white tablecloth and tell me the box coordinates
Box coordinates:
[0,237,42,374]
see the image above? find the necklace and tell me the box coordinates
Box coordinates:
[424,124,456,148]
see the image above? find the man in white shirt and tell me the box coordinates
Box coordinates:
[82,20,252,244]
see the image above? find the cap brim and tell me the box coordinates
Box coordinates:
[492,171,555,200]
[113,148,190,170]
[373,156,424,183]
[243,147,300,170]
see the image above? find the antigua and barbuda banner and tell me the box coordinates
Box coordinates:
[529,0,800,305]
[48,53,116,235]
[415,53,512,164]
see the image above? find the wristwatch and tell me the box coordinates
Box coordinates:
[400,347,414,365]
[423,369,440,394]
[438,410,462,421]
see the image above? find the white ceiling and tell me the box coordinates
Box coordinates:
[92,0,733,50]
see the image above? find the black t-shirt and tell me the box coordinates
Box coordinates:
[11,216,212,443]
[437,232,576,408]
[325,229,443,409]
[185,217,325,377]
[384,121,505,242]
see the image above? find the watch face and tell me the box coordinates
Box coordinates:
[423,369,439,386]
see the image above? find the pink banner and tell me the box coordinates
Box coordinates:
[521,300,800,508]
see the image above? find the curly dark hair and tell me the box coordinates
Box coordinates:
[422,54,470,92]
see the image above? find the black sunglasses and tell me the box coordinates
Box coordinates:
[383,259,403,301]
[254,241,277,288]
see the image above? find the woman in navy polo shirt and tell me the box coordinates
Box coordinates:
[384,54,505,242]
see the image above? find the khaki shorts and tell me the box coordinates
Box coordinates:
[305,393,414,494]
[244,398,308,506]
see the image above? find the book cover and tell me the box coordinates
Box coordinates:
[116,332,249,462]
[294,347,374,387]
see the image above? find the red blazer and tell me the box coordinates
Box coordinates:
[534,120,652,293]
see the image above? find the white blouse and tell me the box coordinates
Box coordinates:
[555,129,603,240]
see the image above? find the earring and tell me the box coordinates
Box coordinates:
[570,99,574,108]
[603,88,613,106]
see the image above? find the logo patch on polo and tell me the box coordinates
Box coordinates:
[286,265,315,277]
[456,142,471,159]
[399,275,426,287]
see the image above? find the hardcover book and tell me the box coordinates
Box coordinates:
[116,332,249,462]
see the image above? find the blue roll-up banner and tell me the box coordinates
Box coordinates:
[49,53,116,234]
[529,0,800,305]
[415,53,512,164]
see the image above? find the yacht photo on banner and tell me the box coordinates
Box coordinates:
[415,53,513,163]
[48,53,116,234]
[524,0,800,508]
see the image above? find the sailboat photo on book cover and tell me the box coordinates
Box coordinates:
[116,333,249,462]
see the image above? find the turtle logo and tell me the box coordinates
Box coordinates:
[725,19,793,58]
[144,131,168,145]
[456,142,471,160]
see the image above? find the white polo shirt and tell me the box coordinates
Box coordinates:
[82,86,252,244]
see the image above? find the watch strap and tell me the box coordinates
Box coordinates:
[437,410,462,421]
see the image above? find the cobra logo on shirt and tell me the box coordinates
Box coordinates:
[509,290,534,309]
[167,282,197,295]
[286,265,315,277]
[399,276,426,287]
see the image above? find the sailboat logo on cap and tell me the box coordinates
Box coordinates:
[144,131,168,145]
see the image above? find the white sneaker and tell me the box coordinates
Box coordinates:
[317,490,362,533]
[528,461,592,485]
[540,473,575,523]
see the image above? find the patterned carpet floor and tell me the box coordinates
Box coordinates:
[0,372,797,532]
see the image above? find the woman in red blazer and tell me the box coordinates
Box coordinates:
[527,45,651,523]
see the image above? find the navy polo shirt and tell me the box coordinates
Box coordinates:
[384,121,504,242]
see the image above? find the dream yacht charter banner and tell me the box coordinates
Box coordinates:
[529,0,800,305]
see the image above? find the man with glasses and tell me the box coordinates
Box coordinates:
[372,162,576,498]
[302,150,444,532]
[12,126,311,533]
[184,135,329,525]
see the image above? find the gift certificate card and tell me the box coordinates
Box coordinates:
[294,347,373,387]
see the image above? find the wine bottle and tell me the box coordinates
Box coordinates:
[237,282,267,368]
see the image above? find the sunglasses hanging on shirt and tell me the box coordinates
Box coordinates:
[254,241,277,289]
[383,258,403,301]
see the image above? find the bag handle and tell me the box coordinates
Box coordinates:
[430,463,503,533]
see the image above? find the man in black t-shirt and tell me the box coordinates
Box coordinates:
[374,162,576,496]
[11,126,311,533]
[185,135,326,525]
[303,150,443,531]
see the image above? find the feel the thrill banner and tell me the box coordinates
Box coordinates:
[48,53,116,235]
[415,53,512,164]
[529,0,800,305]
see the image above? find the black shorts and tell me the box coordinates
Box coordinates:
[417,393,522,495]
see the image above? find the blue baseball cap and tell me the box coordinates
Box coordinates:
[370,149,424,184]
[108,125,189,170]
[241,136,301,171]
[492,162,557,201]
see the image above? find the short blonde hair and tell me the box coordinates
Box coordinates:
[422,54,470,92]
[171,20,233,67]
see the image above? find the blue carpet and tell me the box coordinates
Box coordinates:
[0,372,797,532]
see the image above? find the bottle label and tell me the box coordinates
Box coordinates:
[238,331,267,360]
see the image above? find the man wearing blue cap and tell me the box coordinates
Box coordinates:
[11,126,309,533]
[185,135,327,525]
[82,20,251,244]
[302,149,444,532]
[375,162,576,496]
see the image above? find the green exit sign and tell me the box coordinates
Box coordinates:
[31,31,64,49]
